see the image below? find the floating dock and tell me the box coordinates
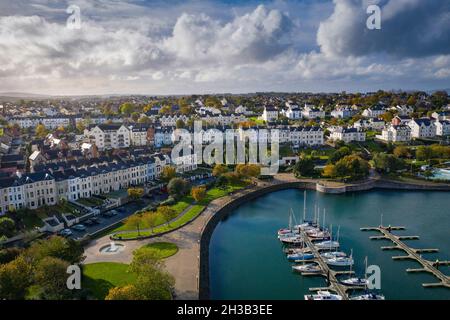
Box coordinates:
[297,230,362,300]
[361,225,450,289]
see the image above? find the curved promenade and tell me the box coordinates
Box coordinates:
[83,173,450,300]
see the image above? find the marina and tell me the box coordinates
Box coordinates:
[209,189,450,300]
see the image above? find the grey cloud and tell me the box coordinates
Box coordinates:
[318,0,450,58]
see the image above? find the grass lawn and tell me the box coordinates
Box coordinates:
[83,262,137,300]
[111,181,248,237]
[134,242,179,259]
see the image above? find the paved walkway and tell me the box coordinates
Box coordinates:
[83,174,298,299]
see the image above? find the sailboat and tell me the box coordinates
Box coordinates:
[326,249,354,267]
[304,291,343,301]
[321,251,347,259]
[350,257,385,300]
[292,263,322,273]
[341,256,368,287]
[278,209,300,237]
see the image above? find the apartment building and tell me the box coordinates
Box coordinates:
[377,125,412,142]
[330,127,366,143]
[408,118,436,138]
[84,124,131,150]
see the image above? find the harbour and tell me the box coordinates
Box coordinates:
[209,189,450,300]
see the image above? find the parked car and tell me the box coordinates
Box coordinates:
[101,211,114,218]
[58,229,73,237]
[72,224,86,231]
[84,219,94,226]
[110,210,119,216]
[90,217,101,224]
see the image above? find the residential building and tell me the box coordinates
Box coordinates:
[377,125,412,142]
[408,118,436,138]
[435,120,450,136]
[84,124,131,150]
[330,127,366,143]
[261,106,278,122]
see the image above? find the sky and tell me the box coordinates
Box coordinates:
[0,0,449,95]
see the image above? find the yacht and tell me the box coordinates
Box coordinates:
[351,293,385,300]
[304,291,343,301]
[325,256,354,267]
[292,263,322,273]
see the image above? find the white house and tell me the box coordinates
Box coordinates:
[330,127,366,143]
[377,125,411,142]
[282,104,302,119]
[302,105,325,119]
[84,124,131,150]
[362,104,386,118]
[408,118,436,138]
[261,106,278,122]
[435,120,450,136]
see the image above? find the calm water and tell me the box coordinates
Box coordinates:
[209,189,450,300]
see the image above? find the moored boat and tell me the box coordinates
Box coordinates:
[325,256,354,267]
[304,291,343,301]
[292,263,322,273]
[351,293,385,300]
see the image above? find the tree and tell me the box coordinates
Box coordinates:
[416,146,433,161]
[35,124,48,138]
[373,153,405,173]
[329,146,351,164]
[212,164,229,177]
[106,285,139,300]
[143,212,158,233]
[26,236,85,264]
[235,164,261,177]
[33,257,71,300]
[223,172,241,185]
[161,166,176,182]
[393,146,410,158]
[334,155,369,180]
[293,157,315,177]
[167,178,189,199]
[157,206,177,227]
[191,186,206,202]
[0,217,15,238]
[0,255,33,300]
[128,187,144,201]
[119,102,135,115]
[0,247,22,264]
[125,215,143,236]
[76,121,85,133]
[138,115,151,124]
[131,112,140,122]
[175,119,185,129]
[322,164,337,178]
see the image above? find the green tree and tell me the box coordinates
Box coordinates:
[125,215,143,236]
[26,236,85,264]
[416,146,433,161]
[33,257,71,300]
[143,212,158,233]
[393,146,410,158]
[0,217,15,238]
[0,255,33,300]
[157,206,177,227]
[167,178,189,199]
[119,102,135,115]
[293,157,315,177]
[334,155,369,180]
[373,153,405,173]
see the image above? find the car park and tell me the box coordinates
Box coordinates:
[58,229,73,237]
[72,224,86,231]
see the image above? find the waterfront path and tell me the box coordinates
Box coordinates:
[83,174,300,300]
[83,173,450,300]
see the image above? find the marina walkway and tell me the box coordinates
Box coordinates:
[361,226,450,289]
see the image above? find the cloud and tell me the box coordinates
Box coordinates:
[317,0,450,58]
[0,0,448,95]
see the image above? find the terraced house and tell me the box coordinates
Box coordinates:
[0,153,171,215]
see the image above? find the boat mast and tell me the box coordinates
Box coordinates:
[303,190,307,222]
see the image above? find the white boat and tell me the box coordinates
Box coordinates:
[351,293,385,300]
[292,263,322,273]
[321,251,347,259]
[326,256,354,267]
[280,236,303,245]
[341,277,369,287]
[304,291,343,301]
[315,240,340,250]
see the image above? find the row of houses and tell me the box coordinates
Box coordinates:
[0,152,200,215]
[377,118,450,142]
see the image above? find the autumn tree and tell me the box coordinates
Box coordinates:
[167,178,189,199]
[157,206,177,227]
[212,164,229,177]
[128,187,145,201]
[35,124,48,138]
[161,166,176,182]
[125,215,143,236]
[191,186,206,202]
[143,212,158,233]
